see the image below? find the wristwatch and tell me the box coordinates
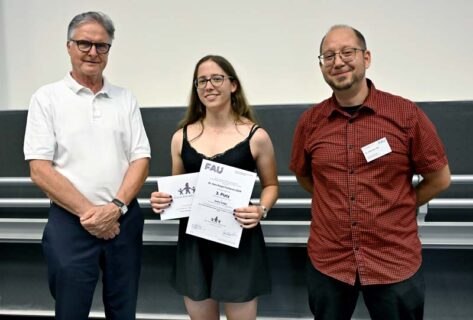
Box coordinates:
[260,205,269,219]
[112,198,128,215]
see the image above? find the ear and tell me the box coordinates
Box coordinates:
[363,49,371,69]
[230,80,238,93]
[66,41,73,55]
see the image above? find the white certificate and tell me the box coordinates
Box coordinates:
[156,173,199,220]
[186,159,257,248]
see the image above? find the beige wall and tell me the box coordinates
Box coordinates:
[1,0,472,109]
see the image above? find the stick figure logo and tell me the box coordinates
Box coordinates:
[210,216,221,224]
[178,182,196,195]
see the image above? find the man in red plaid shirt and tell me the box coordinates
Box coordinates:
[290,25,451,320]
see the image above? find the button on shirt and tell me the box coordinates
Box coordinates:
[24,74,151,205]
[290,80,448,285]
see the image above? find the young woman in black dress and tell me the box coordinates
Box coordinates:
[150,55,278,320]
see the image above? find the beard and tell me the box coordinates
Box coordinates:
[324,68,365,92]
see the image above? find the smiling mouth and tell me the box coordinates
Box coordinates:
[333,70,350,76]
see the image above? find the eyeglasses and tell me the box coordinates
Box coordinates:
[318,48,364,66]
[70,39,112,54]
[194,75,233,89]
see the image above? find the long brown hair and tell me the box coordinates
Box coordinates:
[178,55,257,128]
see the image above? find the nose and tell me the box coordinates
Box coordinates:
[88,44,99,56]
[333,52,345,66]
[204,79,215,89]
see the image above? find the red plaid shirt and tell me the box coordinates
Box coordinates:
[290,80,448,285]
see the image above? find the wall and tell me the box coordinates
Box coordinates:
[1,0,472,110]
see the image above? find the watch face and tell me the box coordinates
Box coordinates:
[112,199,128,215]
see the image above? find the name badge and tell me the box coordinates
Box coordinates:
[361,137,392,162]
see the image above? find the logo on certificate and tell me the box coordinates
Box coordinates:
[178,182,196,195]
[210,216,221,224]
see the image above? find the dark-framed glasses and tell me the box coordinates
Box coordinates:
[318,47,364,66]
[70,39,112,54]
[194,75,233,89]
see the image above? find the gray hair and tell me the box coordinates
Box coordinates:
[67,11,115,42]
[319,24,367,54]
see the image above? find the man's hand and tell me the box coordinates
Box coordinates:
[80,203,121,240]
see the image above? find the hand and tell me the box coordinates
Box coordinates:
[97,222,121,240]
[80,204,121,239]
[233,205,264,229]
[150,191,172,214]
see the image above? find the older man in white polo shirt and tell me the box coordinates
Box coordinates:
[23,11,150,320]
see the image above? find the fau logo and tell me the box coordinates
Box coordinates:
[204,162,224,174]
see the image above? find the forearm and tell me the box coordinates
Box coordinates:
[259,184,278,209]
[29,160,93,216]
[115,158,150,204]
[415,181,448,207]
[296,175,314,194]
[415,165,451,207]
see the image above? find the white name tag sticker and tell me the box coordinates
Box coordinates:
[361,137,392,162]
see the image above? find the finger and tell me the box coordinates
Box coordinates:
[150,201,171,210]
[233,206,253,213]
[234,215,259,227]
[152,208,165,214]
[150,194,173,203]
[151,191,172,198]
[234,211,258,220]
[241,222,258,229]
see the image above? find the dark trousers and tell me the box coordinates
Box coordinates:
[307,259,425,320]
[42,200,144,320]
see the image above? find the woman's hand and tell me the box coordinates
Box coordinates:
[149,191,172,214]
[233,205,265,229]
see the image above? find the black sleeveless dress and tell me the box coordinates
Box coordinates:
[171,124,272,302]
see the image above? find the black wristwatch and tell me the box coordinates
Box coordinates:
[112,198,128,215]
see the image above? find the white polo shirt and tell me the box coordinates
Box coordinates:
[24,74,151,205]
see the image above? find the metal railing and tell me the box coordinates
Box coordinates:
[0,175,472,248]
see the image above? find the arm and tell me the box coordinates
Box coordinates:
[296,175,314,194]
[80,157,149,237]
[30,159,119,239]
[29,159,94,217]
[415,164,451,207]
[234,128,279,228]
[115,157,150,205]
[150,130,185,214]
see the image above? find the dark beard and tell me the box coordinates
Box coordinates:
[328,79,354,91]
[324,69,364,92]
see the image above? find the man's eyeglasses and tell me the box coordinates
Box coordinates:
[70,39,112,54]
[318,48,364,66]
[194,75,233,89]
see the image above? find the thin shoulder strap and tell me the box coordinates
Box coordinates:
[247,124,260,140]
[183,125,188,141]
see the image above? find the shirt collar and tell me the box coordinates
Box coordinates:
[322,79,378,118]
[63,73,112,98]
